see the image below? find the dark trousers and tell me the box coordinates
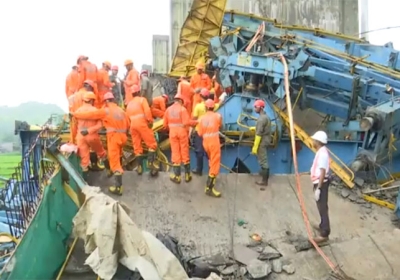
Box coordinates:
[193,131,204,171]
[313,181,330,237]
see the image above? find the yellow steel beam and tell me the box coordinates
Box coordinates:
[169,0,228,77]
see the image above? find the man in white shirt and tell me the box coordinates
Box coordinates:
[310,130,331,243]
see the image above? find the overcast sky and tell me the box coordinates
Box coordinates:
[0,0,398,112]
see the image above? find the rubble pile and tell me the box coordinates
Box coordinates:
[182,242,295,279]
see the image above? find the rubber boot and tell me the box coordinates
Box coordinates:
[136,156,143,175]
[256,168,269,188]
[205,176,221,198]
[97,157,105,170]
[192,156,203,176]
[170,165,181,184]
[148,150,159,177]
[184,163,192,182]
[108,172,123,196]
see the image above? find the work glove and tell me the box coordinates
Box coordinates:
[249,126,256,132]
[80,129,89,136]
[314,188,321,201]
[251,135,262,155]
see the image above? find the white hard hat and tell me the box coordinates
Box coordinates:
[311,131,328,144]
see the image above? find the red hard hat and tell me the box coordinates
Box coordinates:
[111,65,118,71]
[141,70,149,76]
[104,92,114,100]
[200,88,210,97]
[162,94,169,99]
[131,84,140,93]
[174,93,183,100]
[205,99,215,108]
[254,99,265,108]
[83,80,95,87]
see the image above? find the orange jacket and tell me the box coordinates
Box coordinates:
[125,96,153,128]
[65,69,80,97]
[78,61,98,89]
[124,69,140,104]
[163,102,191,130]
[151,96,167,112]
[97,68,113,93]
[197,111,222,142]
[190,73,211,90]
[75,103,103,134]
[68,88,87,112]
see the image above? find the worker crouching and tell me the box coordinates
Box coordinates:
[151,94,169,119]
[73,92,129,195]
[126,85,159,176]
[74,92,107,179]
[251,99,271,187]
[163,93,194,183]
[198,99,222,197]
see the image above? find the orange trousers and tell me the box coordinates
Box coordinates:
[77,133,106,169]
[170,128,189,164]
[151,108,164,119]
[203,139,221,176]
[70,117,77,144]
[107,132,127,173]
[130,125,157,155]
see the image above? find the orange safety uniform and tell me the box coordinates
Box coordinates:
[78,60,99,99]
[97,67,113,107]
[68,88,88,144]
[197,111,222,177]
[177,79,193,116]
[65,68,79,98]
[212,75,223,103]
[73,103,129,174]
[75,103,106,170]
[151,96,167,118]
[163,102,191,165]
[125,96,157,155]
[124,68,140,105]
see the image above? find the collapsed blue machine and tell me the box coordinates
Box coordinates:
[165,12,400,216]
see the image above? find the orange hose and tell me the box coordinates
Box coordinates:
[267,52,342,274]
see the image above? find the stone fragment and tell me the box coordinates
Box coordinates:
[247,259,272,279]
[282,264,295,274]
[221,264,239,275]
[233,244,259,266]
[272,259,283,273]
[258,245,281,260]
[341,189,350,198]
[239,266,247,276]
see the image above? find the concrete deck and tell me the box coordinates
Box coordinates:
[86,171,400,280]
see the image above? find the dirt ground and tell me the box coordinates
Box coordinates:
[62,171,400,280]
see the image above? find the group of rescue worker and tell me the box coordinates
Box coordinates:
[65,57,272,198]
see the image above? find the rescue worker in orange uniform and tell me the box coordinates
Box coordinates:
[97,61,114,107]
[177,76,193,116]
[192,88,203,111]
[151,94,169,118]
[123,59,140,105]
[197,99,222,197]
[125,84,158,176]
[73,92,130,195]
[163,93,193,184]
[77,56,98,97]
[212,71,223,102]
[65,66,79,98]
[191,88,212,176]
[190,61,211,91]
[68,80,95,144]
[74,92,107,178]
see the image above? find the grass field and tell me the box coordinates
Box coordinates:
[0,153,21,185]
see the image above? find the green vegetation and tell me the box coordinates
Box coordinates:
[0,152,21,187]
[0,101,65,144]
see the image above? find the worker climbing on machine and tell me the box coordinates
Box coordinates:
[65,66,79,98]
[212,70,223,103]
[177,76,193,116]
[97,61,114,107]
[250,99,271,188]
[125,84,159,176]
[197,99,222,197]
[190,61,211,92]
[77,55,98,97]
[109,65,123,106]
[151,94,169,119]
[73,92,129,195]
[191,88,220,176]
[74,92,107,179]
[140,70,153,106]
[163,93,193,184]
[310,130,331,244]
[123,59,140,105]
